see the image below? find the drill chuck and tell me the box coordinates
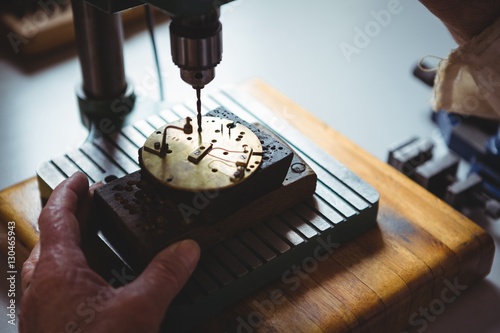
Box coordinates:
[170,9,222,89]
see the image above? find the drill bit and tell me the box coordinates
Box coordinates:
[196,88,202,133]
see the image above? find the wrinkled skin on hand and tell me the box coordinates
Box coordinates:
[420,0,500,45]
[20,172,200,333]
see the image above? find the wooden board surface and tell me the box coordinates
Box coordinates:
[0,79,495,332]
[0,5,165,56]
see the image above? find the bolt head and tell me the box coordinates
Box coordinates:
[291,163,306,173]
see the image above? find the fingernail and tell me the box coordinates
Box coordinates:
[173,240,200,273]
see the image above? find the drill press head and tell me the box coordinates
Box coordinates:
[169,8,223,89]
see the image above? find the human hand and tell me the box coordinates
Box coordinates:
[20,172,200,333]
[419,0,500,45]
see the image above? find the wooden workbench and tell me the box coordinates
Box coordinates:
[0,80,494,332]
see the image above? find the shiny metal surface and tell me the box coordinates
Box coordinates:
[171,30,222,70]
[71,0,127,99]
[140,116,262,191]
[170,8,223,88]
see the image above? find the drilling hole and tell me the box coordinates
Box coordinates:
[105,175,118,183]
[167,177,173,182]
[156,131,161,134]
[187,137,192,140]
[200,146,206,150]
[240,132,245,135]
[212,168,218,173]
[212,139,217,143]
[223,152,229,155]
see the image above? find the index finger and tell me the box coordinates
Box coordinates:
[38,172,90,262]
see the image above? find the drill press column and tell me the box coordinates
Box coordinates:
[71,0,127,99]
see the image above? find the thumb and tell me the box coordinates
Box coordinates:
[126,240,200,314]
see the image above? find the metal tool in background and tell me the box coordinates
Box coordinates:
[387,64,500,222]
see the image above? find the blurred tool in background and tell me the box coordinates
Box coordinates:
[388,63,500,223]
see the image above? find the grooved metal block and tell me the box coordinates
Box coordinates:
[36,89,379,332]
[94,109,316,271]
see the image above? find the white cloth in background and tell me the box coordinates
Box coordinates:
[433,18,500,119]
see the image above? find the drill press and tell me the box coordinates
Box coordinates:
[67,0,319,260]
[35,1,379,330]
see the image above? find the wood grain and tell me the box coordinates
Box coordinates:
[200,80,494,332]
[0,177,40,250]
[0,79,495,333]
[0,6,165,56]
